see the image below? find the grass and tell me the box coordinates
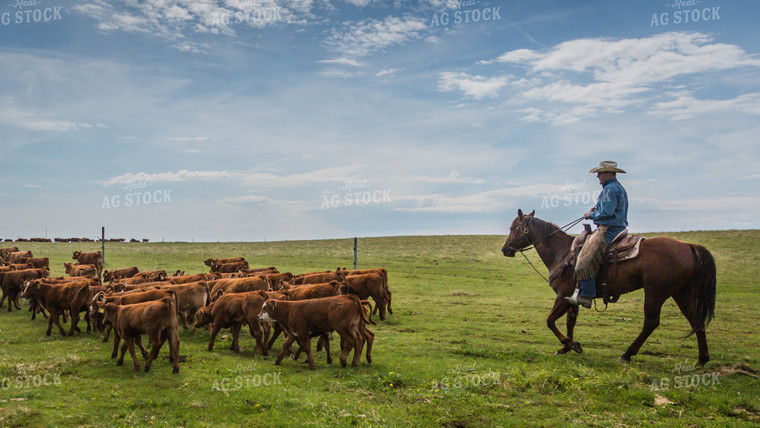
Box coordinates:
[0,231,758,427]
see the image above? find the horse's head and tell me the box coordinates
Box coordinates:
[501,209,535,257]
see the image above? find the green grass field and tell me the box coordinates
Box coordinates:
[0,231,758,427]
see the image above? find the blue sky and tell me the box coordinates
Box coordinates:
[1,0,759,241]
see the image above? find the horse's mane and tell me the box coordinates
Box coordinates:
[530,217,568,239]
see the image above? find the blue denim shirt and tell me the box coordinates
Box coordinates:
[589,178,628,228]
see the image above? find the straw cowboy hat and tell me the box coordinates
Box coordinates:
[589,161,626,174]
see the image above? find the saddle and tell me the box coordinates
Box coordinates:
[567,226,646,305]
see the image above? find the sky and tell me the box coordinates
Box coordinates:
[1,0,759,242]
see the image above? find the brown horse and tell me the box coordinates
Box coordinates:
[501,209,716,365]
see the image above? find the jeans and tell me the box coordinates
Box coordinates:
[578,226,626,298]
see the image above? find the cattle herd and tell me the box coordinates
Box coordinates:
[0,246,392,374]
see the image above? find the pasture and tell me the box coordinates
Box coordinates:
[0,231,758,427]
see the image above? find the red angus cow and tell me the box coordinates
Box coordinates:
[6,251,33,263]
[342,273,392,320]
[64,263,98,278]
[208,276,270,302]
[1,267,49,312]
[259,295,375,369]
[193,291,270,356]
[22,279,91,336]
[102,267,139,282]
[95,296,180,373]
[72,251,103,275]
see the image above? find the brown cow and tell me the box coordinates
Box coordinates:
[155,282,209,329]
[342,273,392,320]
[102,267,139,282]
[292,270,346,285]
[64,263,98,278]
[6,250,33,263]
[95,296,180,373]
[72,251,103,275]
[340,268,392,317]
[204,257,246,268]
[193,290,270,356]
[24,257,50,269]
[0,246,19,259]
[265,272,294,290]
[259,295,375,369]
[282,281,342,300]
[1,267,49,311]
[208,276,270,301]
[22,279,91,336]
[168,273,207,284]
[211,261,250,273]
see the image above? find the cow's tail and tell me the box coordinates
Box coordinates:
[166,294,180,331]
[686,244,716,338]
[381,269,392,314]
[357,298,376,326]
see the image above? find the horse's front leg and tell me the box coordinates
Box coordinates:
[547,295,582,355]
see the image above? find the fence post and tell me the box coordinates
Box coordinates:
[101,227,105,265]
[353,237,357,270]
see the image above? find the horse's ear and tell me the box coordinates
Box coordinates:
[518,209,524,219]
[528,210,535,217]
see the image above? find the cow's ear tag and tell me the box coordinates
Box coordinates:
[98,308,104,313]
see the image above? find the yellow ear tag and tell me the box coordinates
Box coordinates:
[98,308,104,313]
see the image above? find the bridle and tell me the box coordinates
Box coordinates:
[506,216,585,283]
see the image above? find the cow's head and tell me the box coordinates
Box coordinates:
[501,209,535,257]
[102,270,112,282]
[22,279,41,298]
[258,300,276,322]
[72,251,80,260]
[193,307,213,328]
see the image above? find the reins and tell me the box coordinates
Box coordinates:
[514,216,585,283]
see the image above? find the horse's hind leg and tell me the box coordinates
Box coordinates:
[672,289,709,365]
[618,294,666,363]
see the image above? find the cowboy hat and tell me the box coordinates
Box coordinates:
[589,161,626,174]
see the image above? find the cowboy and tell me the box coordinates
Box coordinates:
[565,161,629,308]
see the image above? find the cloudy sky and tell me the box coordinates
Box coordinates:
[1,0,759,241]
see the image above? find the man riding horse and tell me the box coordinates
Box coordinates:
[565,161,628,308]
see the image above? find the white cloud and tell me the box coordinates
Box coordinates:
[319,57,364,67]
[473,32,760,124]
[376,68,397,77]
[438,72,509,100]
[102,169,232,186]
[325,15,428,58]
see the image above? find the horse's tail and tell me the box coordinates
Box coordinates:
[686,244,716,338]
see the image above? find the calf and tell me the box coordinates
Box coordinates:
[342,273,392,320]
[72,251,103,275]
[22,279,91,336]
[204,257,246,268]
[102,267,139,282]
[25,257,50,269]
[1,267,49,312]
[259,295,375,369]
[194,291,270,356]
[6,250,33,263]
[168,273,207,284]
[208,276,269,301]
[64,263,98,278]
[292,270,346,285]
[211,261,250,273]
[156,282,209,329]
[0,246,19,259]
[94,296,180,373]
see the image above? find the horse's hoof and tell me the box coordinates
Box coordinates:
[554,347,569,355]
[616,355,630,364]
[570,341,583,354]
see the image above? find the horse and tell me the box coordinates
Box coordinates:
[501,209,716,365]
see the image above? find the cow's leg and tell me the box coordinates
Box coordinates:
[125,337,141,371]
[267,324,283,350]
[135,335,149,359]
[207,323,222,351]
[618,293,666,363]
[84,311,91,333]
[67,307,80,336]
[29,300,37,320]
[385,289,393,315]
[45,310,56,336]
[180,311,190,329]
[248,320,266,356]
[370,292,387,321]
[261,323,271,352]
[556,305,581,355]
[339,332,353,368]
[13,291,21,310]
[112,332,122,360]
[300,337,315,370]
[230,323,241,353]
[362,326,374,364]
[274,335,296,366]
[144,333,163,372]
[168,326,180,374]
[323,334,332,364]
[102,325,112,343]
[351,329,364,367]
[52,311,66,336]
